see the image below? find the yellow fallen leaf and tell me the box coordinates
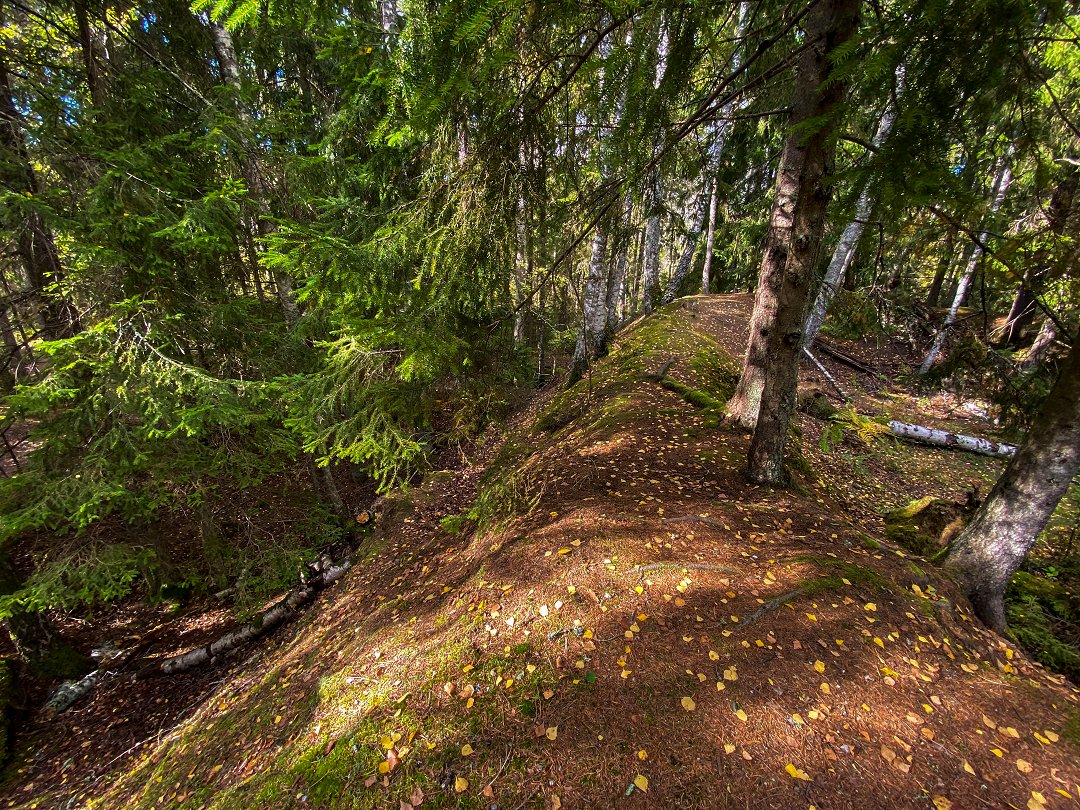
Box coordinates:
[461,744,473,756]
[545,726,558,741]
[633,774,649,793]
[709,650,720,661]
[813,660,825,673]
[1017,759,1033,774]
[637,750,648,761]
[455,776,468,793]
[724,667,738,681]
[963,760,976,776]
[1044,730,1059,742]
[785,763,810,781]
[723,743,736,754]
[734,708,748,722]
[806,613,817,622]
[379,734,395,749]
[932,797,951,810]
[820,682,831,694]
[681,696,696,712]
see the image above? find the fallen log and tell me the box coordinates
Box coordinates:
[813,339,881,377]
[143,554,353,677]
[887,420,1017,458]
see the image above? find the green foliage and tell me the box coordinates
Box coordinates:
[819,407,891,453]
[821,289,881,341]
[1007,572,1080,682]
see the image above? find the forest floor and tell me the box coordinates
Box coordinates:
[5,294,1080,810]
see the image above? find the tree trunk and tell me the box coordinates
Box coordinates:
[803,79,901,347]
[887,420,1017,458]
[1022,317,1058,368]
[604,192,634,339]
[641,170,664,314]
[73,0,106,105]
[569,224,611,382]
[920,149,1015,375]
[925,229,955,308]
[701,183,719,294]
[998,167,1077,347]
[0,52,78,340]
[659,6,750,307]
[206,19,300,326]
[0,553,93,679]
[640,18,670,314]
[945,335,1080,632]
[729,0,861,486]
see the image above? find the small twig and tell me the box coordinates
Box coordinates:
[740,587,808,628]
[628,561,741,576]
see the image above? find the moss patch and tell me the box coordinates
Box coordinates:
[884,497,970,558]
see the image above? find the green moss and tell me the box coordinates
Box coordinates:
[1061,709,1080,748]
[1006,572,1080,681]
[884,497,968,558]
[658,377,724,412]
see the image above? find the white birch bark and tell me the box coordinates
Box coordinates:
[803,71,903,347]
[641,19,670,314]
[701,183,719,293]
[660,3,749,305]
[887,420,1017,458]
[920,147,1015,375]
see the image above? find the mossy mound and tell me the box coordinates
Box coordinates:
[884,496,970,558]
[798,385,839,420]
[534,302,739,436]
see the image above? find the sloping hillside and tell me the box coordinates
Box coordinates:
[10,296,1080,809]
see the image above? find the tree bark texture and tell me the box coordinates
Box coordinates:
[887,420,1017,458]
[732,0,861,485]
[701,183,719,293]
[945,335,1080,631]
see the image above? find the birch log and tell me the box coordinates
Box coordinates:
[151,557,353,676]
[887,420,1017,458]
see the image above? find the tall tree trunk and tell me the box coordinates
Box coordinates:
[998,167,1078,347]
[925,229,955,308]
[604,192,634,339]
[945,335,1080,631]
[206,19,300,326]
[803,78,901,347]
[701,182,719,294]
[920,149,1015,375]
[659,4,750,307]
[1022,316,1058,368]
[569,225,611,382]
[0,52,78,340]
[728,0,861,487]
[640,17,670,314]
[641,169,664,314]
[73,0,106,105]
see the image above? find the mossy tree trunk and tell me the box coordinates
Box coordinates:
[945,334,1080,632]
